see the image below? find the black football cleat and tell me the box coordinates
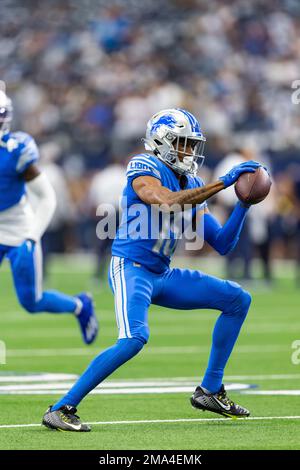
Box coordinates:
[42,405,91,432]
[190,385,250,419]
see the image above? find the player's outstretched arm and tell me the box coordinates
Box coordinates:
[203,203,249,255]
[23,164,57,242]
[133,175,225,211]
[133,161,261,212]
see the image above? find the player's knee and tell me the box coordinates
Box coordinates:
[18,295,38,314]
[22,302,38,314]
[117,337,145,357]
[131,325,150,345]
[240,290,252,311]
[232,287,252,318]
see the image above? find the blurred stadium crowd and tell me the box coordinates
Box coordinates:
[0,0,299,280]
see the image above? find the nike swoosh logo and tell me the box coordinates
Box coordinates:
[65,422,82,431]
[214,398,231,411]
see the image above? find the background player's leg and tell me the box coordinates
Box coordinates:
[0,245,7,266]
[153,268,251,394]
[52,257,153,409]
[8,241,79,313]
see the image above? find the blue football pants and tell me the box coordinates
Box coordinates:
[52,255,251,409]
[0,241,77,314]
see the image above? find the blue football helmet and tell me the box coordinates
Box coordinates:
[143,108,206,176]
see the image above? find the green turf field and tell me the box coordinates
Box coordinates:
[0,256,299,450]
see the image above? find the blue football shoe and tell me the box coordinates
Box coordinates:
[75,293,98,345]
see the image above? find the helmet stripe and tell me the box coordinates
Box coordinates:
[176,108,201,134]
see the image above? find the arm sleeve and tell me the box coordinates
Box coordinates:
[126,155,161,185]
[26,173,57,242]
[204,202,249,255]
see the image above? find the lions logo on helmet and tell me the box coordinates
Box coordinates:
[150,115,177,135]
[143,108,206,176]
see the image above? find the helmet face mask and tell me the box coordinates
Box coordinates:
[169,134,206,174]
[0,105,12,134]
[143,108,206,176]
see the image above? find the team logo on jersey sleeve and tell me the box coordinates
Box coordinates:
[126,157,161,179]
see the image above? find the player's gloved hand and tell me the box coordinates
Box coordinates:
[219,161,261,188]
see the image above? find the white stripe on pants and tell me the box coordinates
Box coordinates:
[111,256,132,339]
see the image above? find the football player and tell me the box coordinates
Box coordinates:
[43,108,264,431]
[0,82,98,344]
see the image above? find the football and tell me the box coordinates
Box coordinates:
[235,166,272,205]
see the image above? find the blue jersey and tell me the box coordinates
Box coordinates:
[0,132,39,211]
[112,153,207,273]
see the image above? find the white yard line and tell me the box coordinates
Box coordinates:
[1,374,300,396]
[0,374,78,383]
[3,326,299,338]
[6,344,289,357]
[4,386,300,396]
[173,374,300,381]
[0,384,252,395]
[0,381,250,390]
[1,415,300,430]
[242,390,300,396]
[2,373,300,383]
